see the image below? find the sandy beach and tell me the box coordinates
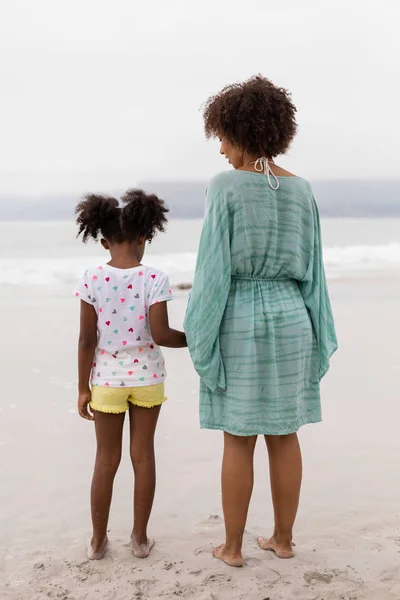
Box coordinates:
[1,276,400,600]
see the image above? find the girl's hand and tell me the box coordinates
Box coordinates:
[78,390,94,421]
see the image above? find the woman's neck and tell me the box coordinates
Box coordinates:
[238,152,274,172]
[236,154,296,178]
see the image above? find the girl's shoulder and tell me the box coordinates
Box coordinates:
[79,264,170,290]
[139,265,169,282]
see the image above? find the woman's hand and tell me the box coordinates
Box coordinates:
[78,389,94,421]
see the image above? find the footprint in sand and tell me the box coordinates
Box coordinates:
[244,557,262,568]
[134,578,158,597]
[171,581,201,597]
[194,514,224,533]
[303,568,365,596]
[188,569,202,576]
[202,573,232,585]
[304,570,335,584]
[194,546,209,556]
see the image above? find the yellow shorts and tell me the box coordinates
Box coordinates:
[90,383,166,414]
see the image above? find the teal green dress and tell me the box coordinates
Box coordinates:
[183,170,338,436]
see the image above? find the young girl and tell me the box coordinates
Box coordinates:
[74,189,186,561]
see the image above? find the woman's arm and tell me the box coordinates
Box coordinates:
[298,195,338,379]
[183,184,232,391]
[149,302,187,348]
[77,300,97,420]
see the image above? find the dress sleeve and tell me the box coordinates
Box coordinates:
[299,195,338,380]
[184,187,231,392]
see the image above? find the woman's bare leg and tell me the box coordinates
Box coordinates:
[90,411,125,557]
[258,433,302,558]
[129,404,161,557]
[213,432,257,567]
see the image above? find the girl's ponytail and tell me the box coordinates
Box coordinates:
[76,194,119,242]
[121,189,168,242]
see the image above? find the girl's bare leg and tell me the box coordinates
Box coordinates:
[213,432,258,567]
[258,433,302,558]
[90,411,125,556]
[129,404,161,557]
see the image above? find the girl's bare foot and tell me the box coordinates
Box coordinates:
[131,535,155,558]
[87,536,108,560]
[213,544,244,567]
[257,536,295,559]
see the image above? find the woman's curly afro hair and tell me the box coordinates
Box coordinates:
[75,189,168,244]
[203,74,297,158]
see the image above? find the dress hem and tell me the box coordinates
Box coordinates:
[200,414,322,437]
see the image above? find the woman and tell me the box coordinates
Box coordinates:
[184,75,337,567]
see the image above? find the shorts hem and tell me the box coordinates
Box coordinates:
[131,397,167,409]
[90,397,167,414]
[89,403,127,414]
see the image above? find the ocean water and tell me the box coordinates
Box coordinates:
[1,218,400,288]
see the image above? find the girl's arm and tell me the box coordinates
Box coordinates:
[149,302,187,348]
[77,300,98,420]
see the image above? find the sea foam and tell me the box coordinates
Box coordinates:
[1,244,400,287]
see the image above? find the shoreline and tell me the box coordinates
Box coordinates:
[2,270,400,297]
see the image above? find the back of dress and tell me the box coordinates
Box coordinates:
[227,171,314,282]
[184,170,337,437]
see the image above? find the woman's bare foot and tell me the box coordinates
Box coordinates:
[131,534,155,558]
[213,544,244,567]
[257,536,295,559]
[87,536,108,560]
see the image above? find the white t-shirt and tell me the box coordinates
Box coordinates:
[74,264,173,388]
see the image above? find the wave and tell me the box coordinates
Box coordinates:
[323,242,400,276]
[1,244,400,287]
[0,253,198,287]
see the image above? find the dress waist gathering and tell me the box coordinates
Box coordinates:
[231,275,295,282]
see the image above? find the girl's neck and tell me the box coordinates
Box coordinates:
[107,258,142,269]
[107,247,142,270]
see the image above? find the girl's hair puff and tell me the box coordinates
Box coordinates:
[75,189,169,244]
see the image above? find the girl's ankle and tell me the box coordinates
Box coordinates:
[131,531,148,545]
[91,534,107,548]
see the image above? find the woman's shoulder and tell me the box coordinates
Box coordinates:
[206,170,315,209]
[209,169,312,188]
[205,171,246,211]
[207,170,237,193]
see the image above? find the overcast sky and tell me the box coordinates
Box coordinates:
[0,0,399,196]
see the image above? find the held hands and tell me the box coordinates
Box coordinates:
[78,389,94,421]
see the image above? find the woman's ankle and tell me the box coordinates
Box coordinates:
[224,539,243,556]
[272,531,293,547]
